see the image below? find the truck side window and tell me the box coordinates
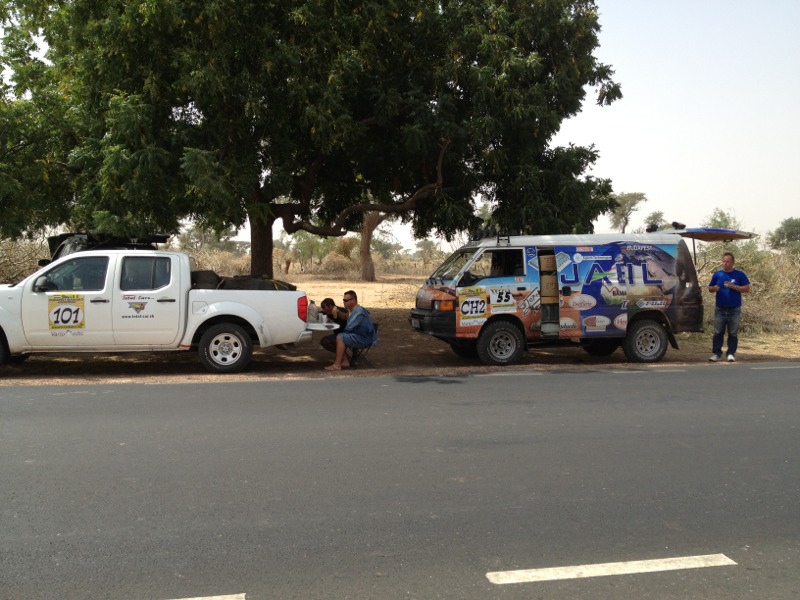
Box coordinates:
[42,256,109,292]
[121,257,172,291]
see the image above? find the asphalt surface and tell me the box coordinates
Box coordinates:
[2,362,799,599]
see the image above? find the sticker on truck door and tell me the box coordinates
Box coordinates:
[48,294,86,329]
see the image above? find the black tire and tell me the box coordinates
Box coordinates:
[476,320,525,366]
[198,323,253,373]
[450,341,479,359]
[581,339,620,356]
[623,319,668,363]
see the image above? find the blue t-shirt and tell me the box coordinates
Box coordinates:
[710,268,750,307]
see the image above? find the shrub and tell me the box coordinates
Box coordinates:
[321,251,356,276]
[0,236,48,284]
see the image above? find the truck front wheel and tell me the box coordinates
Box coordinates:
[476,321,525,366]
[198,323,253,373]
[623,319,668,363]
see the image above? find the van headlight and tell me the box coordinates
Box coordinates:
[432,299,455,311]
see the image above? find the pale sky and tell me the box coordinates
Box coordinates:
[394,0,800,249]
[555,0,800,237]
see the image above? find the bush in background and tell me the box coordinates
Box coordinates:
[0,236,48,284]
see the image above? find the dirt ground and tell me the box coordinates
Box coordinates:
[2,275,800,387]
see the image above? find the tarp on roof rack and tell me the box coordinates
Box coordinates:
[659,227,755,242]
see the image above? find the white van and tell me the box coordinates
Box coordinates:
[409,228,752,365]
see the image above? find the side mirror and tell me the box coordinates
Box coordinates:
[33,276,51,293]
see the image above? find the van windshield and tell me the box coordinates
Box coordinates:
[429,249,479,282]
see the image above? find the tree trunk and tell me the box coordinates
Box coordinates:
[359,212,387,282]
[249,214,275,278]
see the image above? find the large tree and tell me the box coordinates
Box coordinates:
[3,0,621,277]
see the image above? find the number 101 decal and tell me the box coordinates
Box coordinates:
[48,294,86,329]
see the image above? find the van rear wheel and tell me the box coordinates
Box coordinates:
[623,320,667,363]
[477,321,525,366]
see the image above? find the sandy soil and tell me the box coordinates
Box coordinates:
[2,275,799,386]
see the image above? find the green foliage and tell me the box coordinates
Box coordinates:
[642,211,668,231]
[768,217,800,251]
[3,0,621,275]
[371,235,403,260]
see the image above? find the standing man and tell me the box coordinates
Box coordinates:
[708,252,750,362]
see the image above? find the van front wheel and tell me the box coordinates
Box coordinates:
[623,320,667,363]
[477,321,525,366]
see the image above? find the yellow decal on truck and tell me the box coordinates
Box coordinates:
[48,294,86,329]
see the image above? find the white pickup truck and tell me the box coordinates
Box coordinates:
[0,249,312,373]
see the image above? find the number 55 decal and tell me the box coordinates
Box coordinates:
[48,294,86,329]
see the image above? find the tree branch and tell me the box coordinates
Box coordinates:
[281,139,453,237]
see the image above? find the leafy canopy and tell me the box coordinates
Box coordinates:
[3,0,621,274]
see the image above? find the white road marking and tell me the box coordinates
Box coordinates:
[751,365,800,370]
[165,595,245,600]
[486,553,736,584]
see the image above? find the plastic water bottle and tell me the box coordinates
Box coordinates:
[308,300,318,322]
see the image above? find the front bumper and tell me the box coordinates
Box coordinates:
[408,308,457,342]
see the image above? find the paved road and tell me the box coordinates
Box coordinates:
[2,362,799,599]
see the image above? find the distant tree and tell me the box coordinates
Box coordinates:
[414,238,446,268]
[640,211,669,232]
[176,223,246,255]
[292,231,325,272]
[370,234,403,261]
[768,217,800,251]
[702,208,743,230]
[608,192,647,233]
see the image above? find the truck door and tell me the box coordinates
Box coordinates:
[21,255,115,348]
[113,255,182,345]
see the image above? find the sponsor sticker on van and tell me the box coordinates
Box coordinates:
[568,294,597,311]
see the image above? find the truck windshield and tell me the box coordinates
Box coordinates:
[428,249,479,282]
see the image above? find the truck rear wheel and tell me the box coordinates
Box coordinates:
[198,323,253,373]
[623,319,667,363]
[476,321,525,366]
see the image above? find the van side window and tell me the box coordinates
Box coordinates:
[121,257,172,291]
[473,249,525,280]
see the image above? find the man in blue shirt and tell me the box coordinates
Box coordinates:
[324,290,377,371]
[708,252,751,362]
